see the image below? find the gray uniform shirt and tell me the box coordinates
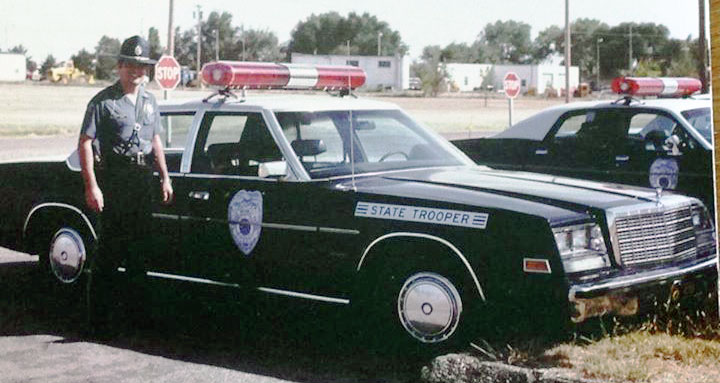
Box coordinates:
[80,81,162,159]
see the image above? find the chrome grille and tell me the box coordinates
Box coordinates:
[613,205,696,266]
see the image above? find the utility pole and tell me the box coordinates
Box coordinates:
[215,29,219,61]
[596,37,603,90]
[377,32,383,56]
[564,0,570,103]
[167,0,174,56]
[194,5,202,72]
[698,0,708,93]
[628,25,633,74]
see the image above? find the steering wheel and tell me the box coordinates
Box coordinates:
[378,151,409,162]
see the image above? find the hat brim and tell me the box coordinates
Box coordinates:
[118,54,157,65]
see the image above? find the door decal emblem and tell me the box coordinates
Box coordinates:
[649,158,678,190]
[228,190,263,256]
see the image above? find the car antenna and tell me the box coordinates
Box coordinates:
[347,40,357,191]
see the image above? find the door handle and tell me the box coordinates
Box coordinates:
[535,148,548,155]
[189,191,210,201]
[615,155,630,162]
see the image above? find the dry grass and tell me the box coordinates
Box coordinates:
[0,81,580,137]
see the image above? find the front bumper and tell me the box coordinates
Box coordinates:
[568,256,718,323]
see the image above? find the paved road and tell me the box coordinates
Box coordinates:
[0,248,420,383]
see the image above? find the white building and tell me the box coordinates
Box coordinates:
[444,63,493,92]
[291,52,409,91]
[0,53,26,82]
[444,62,579,96]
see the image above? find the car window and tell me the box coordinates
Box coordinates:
[191,112,283,176]
[275,109,465,179]
[553,113,589,138]
[160,112,195,149]
[681,107,712,142]
[631,113,677,138]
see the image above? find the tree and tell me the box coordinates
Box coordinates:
[71,49,94,75]
[475,20,533,64]
[414,45,447,96]
[601,22,671,77]
[237,28,283,62]
[94,35,121,80]
[40,55,56,77]
[289,12,407,56]
[532,25,563,63]
[9,45,27,54]
[148,27,163,60]
[440,42,479,63]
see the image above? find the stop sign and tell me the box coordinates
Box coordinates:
[154,55,181,90]
[503,72,521,99]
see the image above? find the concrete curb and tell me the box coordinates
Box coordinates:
[421,353,605,383]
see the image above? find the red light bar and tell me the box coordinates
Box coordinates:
[611,77,701,97]
[201,61,366,90]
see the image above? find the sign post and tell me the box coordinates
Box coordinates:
[503,71,521,128]
[155,55,181,146]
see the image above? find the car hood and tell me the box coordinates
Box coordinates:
[342,166,666,222]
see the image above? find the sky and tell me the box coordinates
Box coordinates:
[0,0,710,63]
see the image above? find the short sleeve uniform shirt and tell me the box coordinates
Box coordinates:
[80,81,162,158]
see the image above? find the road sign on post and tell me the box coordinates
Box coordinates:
[503,72,521,127]
[155,55,181,90]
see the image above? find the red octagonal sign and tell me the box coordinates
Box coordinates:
[503,71,521,99]
[155,55,181,90]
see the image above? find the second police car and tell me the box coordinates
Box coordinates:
[0,63,716,350]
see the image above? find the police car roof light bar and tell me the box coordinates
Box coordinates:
[611,77,702,97]
[201,61,366,91]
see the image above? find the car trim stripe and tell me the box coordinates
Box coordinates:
[152,214,359,235]
[23,203,97,241]
[132,269,351,304]
[257,287,350,304]
[145,270,241,288]
[357,232,485,301]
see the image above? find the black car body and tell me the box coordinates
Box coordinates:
[452,97,714,217]
[0,92,716,348]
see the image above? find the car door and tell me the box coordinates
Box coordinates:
[174,110,359,299]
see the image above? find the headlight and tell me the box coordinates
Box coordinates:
[553,223,610,273]
[691,204,715,256]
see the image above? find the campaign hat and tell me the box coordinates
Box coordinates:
[118,35,157,65]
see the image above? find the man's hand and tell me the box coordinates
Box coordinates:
[85,185,104,212]
[161,177,174,204]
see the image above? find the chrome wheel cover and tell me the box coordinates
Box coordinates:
[49,228,86,284]
[397,272,462,343]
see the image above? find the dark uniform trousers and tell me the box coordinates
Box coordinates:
[88,157,154,332]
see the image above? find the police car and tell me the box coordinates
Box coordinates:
[453,77,714,216]
[0,64,716,350]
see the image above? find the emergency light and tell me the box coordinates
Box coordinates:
[611,77,702,97]
[201,61,366,90]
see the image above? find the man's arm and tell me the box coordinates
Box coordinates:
[78,134,103,212]
[152,134,174,204]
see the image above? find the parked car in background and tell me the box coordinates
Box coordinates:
[453,77,714,216]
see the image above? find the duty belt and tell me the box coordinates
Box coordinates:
[106,152,149,167]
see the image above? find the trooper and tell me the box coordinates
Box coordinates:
[78,35,173,336]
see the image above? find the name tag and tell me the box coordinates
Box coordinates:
[355,202,488,229]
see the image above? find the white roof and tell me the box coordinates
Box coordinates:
[158,93,401,113]
[493,96,711,141]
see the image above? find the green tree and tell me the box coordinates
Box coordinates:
[601,22,671,77]
[532,25,563,62]
[94,35,121,80]
[289,12,407,56]
[71,49,94,75]
[415,45,447,96]
[237,28,283,61]
[40,55,56,77]
[148,27,163,60]
[475,20,533,64]
[440,42,479,63]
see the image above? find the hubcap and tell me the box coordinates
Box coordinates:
[49,228,86,284]
[397,272,462,343]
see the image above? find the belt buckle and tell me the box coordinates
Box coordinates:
[136,152,145,166]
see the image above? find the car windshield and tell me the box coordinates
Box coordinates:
[681,107,712,142]
[275,109,469,179]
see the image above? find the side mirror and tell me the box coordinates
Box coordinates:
[291,139,327,157]
[258,161,287,178]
